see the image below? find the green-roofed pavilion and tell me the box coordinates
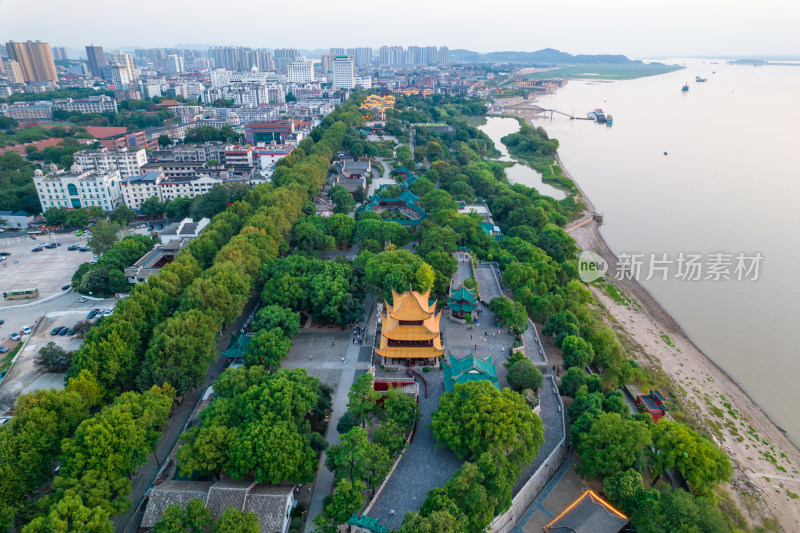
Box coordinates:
[222,334,251,360]
[443,353,499,392]
[448,281,478,318]
[348,514,389,533]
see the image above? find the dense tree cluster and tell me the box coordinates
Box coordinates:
[176,367,330,484]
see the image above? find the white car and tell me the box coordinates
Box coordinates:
[77,297,88,303]
[22,326,32,335]
[103,308,113,316]
[90,256,98,264]
[9,333,20,342]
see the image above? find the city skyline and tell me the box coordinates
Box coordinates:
[1,0,799,57]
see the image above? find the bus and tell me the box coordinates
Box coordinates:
[3,288,39,300]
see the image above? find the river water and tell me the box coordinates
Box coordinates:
[479,59,800,445]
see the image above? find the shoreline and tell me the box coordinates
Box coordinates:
[552,147,800,530]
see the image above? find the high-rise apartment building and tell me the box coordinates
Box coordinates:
[2,60,25,84]
[378,45,449,66]
[287,57,314,83]
[166,54,184,74]
[106,64,130,88]
[330,48,345,56]
[320,54,335,73]
[51,46,68,60]
[6,40,58,82]
[332,56,354,89]
[111,50,136,80]
[273,48,300,69]
[208,47,273,71]
[85,44,107,78]
[346,47,373,67]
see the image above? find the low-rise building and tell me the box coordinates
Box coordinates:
[120,170,164,210]
[125,238,187,284]
[141,478,295,533]
[52,95,117,114]
[1,102,53,120]
[73,146,148,179]
[33,165,122,211]
[159,217,210,245]
[158,175,221,203]
[0,210,33,229]
[245,120,294,144]
[223,145,254,168]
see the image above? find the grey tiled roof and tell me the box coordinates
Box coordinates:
[243,485,294,532]
[140,480,214,527]
[206,477,255,520]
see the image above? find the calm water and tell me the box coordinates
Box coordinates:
[525,59,800,444]
[474,117,566,200]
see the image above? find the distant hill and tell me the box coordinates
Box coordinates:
[451,48,635,65]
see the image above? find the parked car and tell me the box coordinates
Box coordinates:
[0,347,8,354]
[67,244,80,251]
[22,326,32,335]
[9,333,21,342]
[103,308,113,316]
[77,296,88,303]
[65,327,74,336]
[55,242,61,246]
[0,251,10,256]
[76,230,83,236]
[58,327,69,336]
[44,243,57,249]
[31,247,42,253]
[79,247,91,252]
[0,319,4,325]
[50,327,61,335]
[86,309,100,319]
[61,284,71,291]
[90,257,98,264]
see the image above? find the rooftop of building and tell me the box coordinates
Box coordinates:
[544,490,629,533]
[121,171,163,185]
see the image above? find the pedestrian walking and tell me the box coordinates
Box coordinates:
[390,509,395,516]
[474,344,477,350]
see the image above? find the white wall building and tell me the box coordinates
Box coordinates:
[120,171,164,210]
[287,57,315,83]
[354,76,372,89]
[332,56,354,89]
[158,175,222,202]
[33,166,122,211]
[73,147,148,179]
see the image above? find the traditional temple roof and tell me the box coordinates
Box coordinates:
[544,490,629,533]
[443,353,499,392]
[348,514,390,533]
[448,282,479,313]
[387,288,435,321]
[376,289,444,360]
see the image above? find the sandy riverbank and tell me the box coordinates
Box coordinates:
[555,154,800,530]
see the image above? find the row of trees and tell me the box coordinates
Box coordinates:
[0,99,365,531]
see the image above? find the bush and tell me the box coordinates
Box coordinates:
[422,366,431,373]
[290,517,302,529]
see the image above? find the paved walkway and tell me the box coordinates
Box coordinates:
[512,453,575,532]
[366,374,462,530]
[303,294,377,533]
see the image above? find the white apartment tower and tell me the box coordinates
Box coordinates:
[332,56,354,89]
[287,57,315,83]
[33,166,122,211]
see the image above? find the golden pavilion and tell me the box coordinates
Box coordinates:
[375,288,444,367]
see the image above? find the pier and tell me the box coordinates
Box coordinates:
[492,99,593,121]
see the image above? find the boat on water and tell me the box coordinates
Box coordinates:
[606,115,613,126]
[588,108,607,123]
[696,76,707,82]
[681,83,689,92]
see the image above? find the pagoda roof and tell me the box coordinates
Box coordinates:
[375,344,445,359]
[443,353,499,392]
[381,317,442,341]
[387,288,435,321]
[449,300,479,313]
[448,283,477,303]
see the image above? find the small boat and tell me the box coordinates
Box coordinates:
[606,115,613,126]
[695,76,707,82]
[681,83,689,92]
[664,152,668,156]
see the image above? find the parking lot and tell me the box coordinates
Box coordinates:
[0,231,95,307]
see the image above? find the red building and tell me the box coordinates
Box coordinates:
[636,389,668,423]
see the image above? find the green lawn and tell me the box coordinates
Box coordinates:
[525,63,684,80]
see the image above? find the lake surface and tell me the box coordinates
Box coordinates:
[473,117,566,200]
[527,59,800,444]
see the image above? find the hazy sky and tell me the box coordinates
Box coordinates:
[1,0,799,57]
